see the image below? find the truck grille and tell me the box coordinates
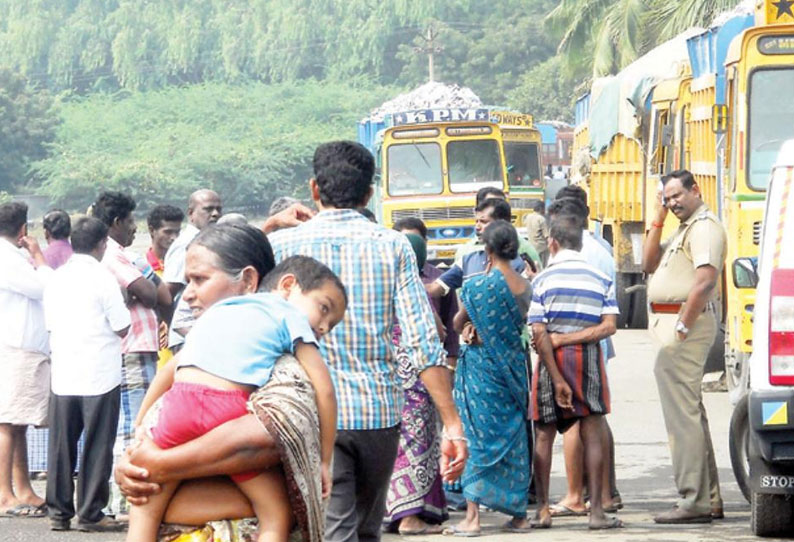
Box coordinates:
[509,198,537,209]
[753,221,762,245]
[391,207,474,222]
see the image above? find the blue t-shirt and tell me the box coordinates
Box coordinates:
[178,292,318,387]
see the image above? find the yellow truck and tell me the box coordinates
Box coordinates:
[572,0,794,395]
[359,107,542,263]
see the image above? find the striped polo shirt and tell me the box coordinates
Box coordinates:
[529,249,619,332]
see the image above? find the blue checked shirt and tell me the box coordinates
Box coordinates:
[269,210,446,430]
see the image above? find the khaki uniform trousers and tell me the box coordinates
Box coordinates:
[651,309,722,514]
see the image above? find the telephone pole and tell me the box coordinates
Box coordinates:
[414,24,443,82]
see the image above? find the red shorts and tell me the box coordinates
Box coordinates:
[150,381,258,483]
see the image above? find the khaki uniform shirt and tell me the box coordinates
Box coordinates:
[647,203,726,304]
[523,211,549,257]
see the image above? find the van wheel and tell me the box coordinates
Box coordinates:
[751,492,794,537]
[728,394,751,502]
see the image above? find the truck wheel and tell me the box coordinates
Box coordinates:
[615,273,647,329]
[728,394,751,502]
[751,492,794,537]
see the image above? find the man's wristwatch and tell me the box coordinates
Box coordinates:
[675,320,689,336]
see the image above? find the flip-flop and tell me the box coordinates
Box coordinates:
[529,516,552,529]
[549,503,588,517]
[588,517,624,530]
[442,525,481,537]
[399,524,444,536]
[501,520,532,533]
[3,504,47,518]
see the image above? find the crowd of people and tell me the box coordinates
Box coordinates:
[0,137,727,542]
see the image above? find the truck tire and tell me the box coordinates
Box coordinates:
[729,394,751,502]
[615,272,647,329]
[629,275,648,329]
[751,492,794,537]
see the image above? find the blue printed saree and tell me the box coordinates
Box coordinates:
[454,269,530,517]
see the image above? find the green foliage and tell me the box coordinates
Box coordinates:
[0,68,60,193]
[546,0,743,77]
[32,80,396,210]
[506,57,582,123]
[0,0,561,106]
[393,1,558,104]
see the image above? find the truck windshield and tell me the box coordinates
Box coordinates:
[387,143,443,196]
[748,68,794,190]
[447,139,503,193]
[504,141,542,188]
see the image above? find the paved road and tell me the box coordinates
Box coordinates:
[2,330,768,541]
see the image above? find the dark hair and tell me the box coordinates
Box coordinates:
[393,217,428,239]
[71,217,108,253]
[189,224,275,288]
[0,201,28,238]
[358,207,377,222]
[43,209,71,240]
[476,198,512,221]
[314,160,373,209]
[556,185,588,209]
[313,141,375,180]
[549,215,583,251]
[662,169,696,190]
[481,220,519,260]
[147,204,184,230]
[475,186,506,206]
[261,255,348,308]
[547,197,588,225]
[93,191,136,227]
[530,200,545,214]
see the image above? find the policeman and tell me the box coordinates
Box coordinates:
[642,169,725,524]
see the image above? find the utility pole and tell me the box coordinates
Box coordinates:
[414,24,443,82]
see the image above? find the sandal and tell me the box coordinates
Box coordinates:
[588,516,624,530]
[3,503,47,518]
[550,503,588,517]
[529,515,552,529]
[442,525,482,537]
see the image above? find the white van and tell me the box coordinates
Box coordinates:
[730,139,794,536]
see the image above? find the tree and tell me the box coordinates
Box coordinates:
[0,68,59,193]
[506,56,581,122]
[546,0,743,77]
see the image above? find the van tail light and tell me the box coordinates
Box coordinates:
[769,268,794,385]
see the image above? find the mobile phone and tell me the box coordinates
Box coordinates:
[520,253,537,273]
[658,180,667,206]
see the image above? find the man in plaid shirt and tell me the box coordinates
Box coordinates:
[93,191,171,519]
[269,142,467,542]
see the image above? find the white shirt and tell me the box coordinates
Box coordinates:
[44,254,131,396]
[0,238,51,353]
[163,223,199,285]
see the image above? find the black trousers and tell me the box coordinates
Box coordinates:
[325,425,400,542]
[46,386,120,523]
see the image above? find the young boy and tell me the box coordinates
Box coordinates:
[127,255,348,542]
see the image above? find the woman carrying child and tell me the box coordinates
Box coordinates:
[123,224,346,542]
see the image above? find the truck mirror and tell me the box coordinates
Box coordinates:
[712,104,728,134]
[732,257,759,289]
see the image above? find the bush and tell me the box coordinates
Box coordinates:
[32,80,395,210]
